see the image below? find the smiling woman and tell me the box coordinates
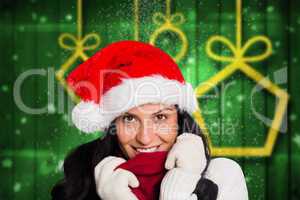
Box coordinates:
[51,41,248,200]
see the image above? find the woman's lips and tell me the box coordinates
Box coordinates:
[133,145,160,153]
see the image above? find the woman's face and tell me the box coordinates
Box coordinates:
[115,103,178,159]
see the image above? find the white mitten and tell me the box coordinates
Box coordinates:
[205,158,248,200]
[165,133,207,172]
[94,156,140,200]
[160,133,207,200]
[159,168,200,200]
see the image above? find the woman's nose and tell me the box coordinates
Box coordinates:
[135,120,155,146]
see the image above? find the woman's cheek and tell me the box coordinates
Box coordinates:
[156,121,178,136]
[117,126,137,143]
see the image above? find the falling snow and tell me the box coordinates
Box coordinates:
[226,101,232,107]
[39,16,47,23]
[20,117,27,124]
[187,57,195,65]
[267,6,274,13]
[1,85,9,92]
[236,94,244,102]
[274,41,281,48]
[12,54,18,61]
[245,175,252,183]
[13,182,21,193]
[293,134,300,148]
[18,26,25,32]
[2,158,13,168]
[292,57,298,63]
[65,14,73,21]
[287,26,295,33]
[290,114,297,121]
[297,17,300,25]
[32,12,37,21]
[15,129,21,135]
[46,52,53,58]
[251,24,257,31]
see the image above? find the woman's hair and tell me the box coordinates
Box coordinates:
[51,108,218,200]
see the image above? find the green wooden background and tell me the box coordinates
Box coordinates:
[0,0,299,199]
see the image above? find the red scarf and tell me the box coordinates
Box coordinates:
[116,151,168,200]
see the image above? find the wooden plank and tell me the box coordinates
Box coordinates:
[265,0,290,199]
[197,0,223,147]
[34,0,66,199]
[174,0,198,86]
[11,1,38,199]
[288,0,300,199]
[241,0,267,199]
[0,2,14,199]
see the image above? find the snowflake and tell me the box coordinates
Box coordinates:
[13,182,21,193]
[1,85,9,92]
[187,57,195,64]
[274,41,281,48]
[267,6,274,13]
[40,16,47,23]
[289,113,297,121]
[65,14,73,21]
[2,158,13,168]
[236,94,244,102]
[243,8,249,14]
[292,57,298,63]
[226,101,232,107]
[162,39,170,45]
[15,129,21,135]
[245,175,252,183]
[293,134,300,148]
[212,122,218,127]
[46,52,53,58]
[251,25,257,31]
[12,54,18,61]
[31,12,37,21]
[287,26,295,33]
[18,26,25,32]
[20,117,27,124]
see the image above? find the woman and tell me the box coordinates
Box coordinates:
[51,41,248,200]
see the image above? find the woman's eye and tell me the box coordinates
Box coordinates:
[123,115,136,123]
[155,114,167,121]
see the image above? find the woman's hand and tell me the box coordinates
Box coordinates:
[160,133,207,200]
[160,168,200,200]
[165,133,207,172]
[94,156,140,200]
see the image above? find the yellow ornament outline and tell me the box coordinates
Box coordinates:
[56,0,101,103]
[193,0,289,157]
[147,0,188,62]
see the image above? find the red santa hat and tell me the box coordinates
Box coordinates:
[67,40,198,133]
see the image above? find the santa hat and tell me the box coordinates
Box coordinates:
[67,40,198,133]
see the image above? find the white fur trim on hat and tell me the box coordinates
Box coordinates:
[71,75,199,133]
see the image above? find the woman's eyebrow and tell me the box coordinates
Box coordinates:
[152,107,176,115]
[123,112,138,117]
[124,107,175,117]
